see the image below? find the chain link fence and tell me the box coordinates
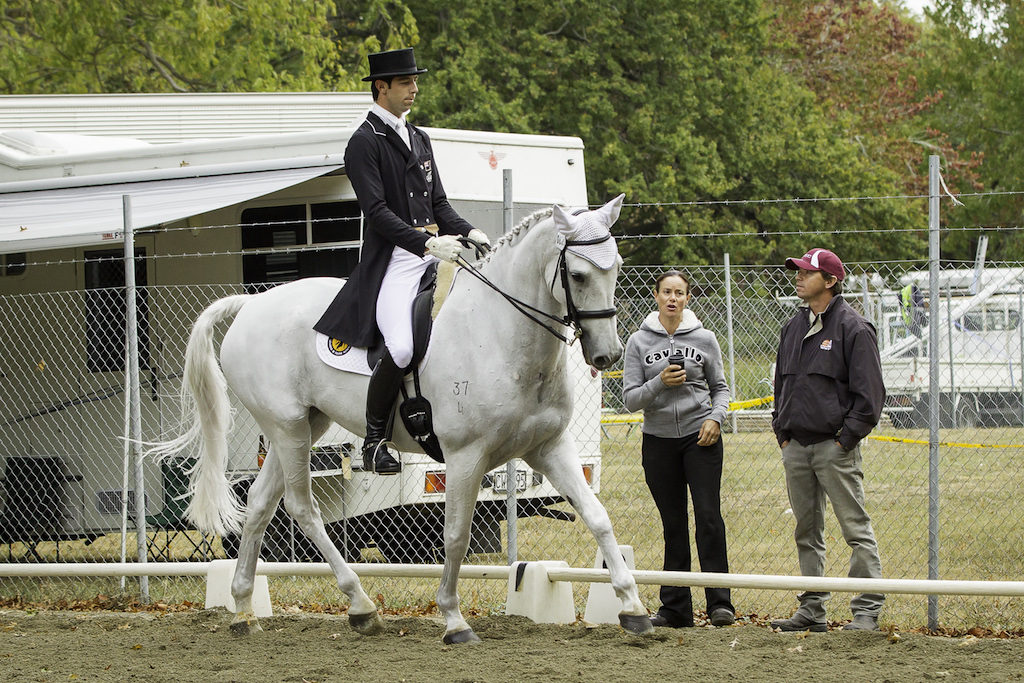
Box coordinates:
[2,258,1023,629]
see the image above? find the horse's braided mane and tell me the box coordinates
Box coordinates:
[478,207,554,265]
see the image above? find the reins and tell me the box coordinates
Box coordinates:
[455,231,617,344]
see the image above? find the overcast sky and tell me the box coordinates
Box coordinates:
[900,0,932,18]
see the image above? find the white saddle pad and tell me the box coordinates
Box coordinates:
[314,334,432,375]
[314,334,374,375]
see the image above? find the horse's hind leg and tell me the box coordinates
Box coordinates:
[276,413,384,635]
[526,434,653,636]
[229,445,286,634]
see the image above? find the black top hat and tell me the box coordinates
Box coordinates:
[362,48,428,82]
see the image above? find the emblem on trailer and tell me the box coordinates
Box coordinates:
[329,338,351,356]
[478,150,506,170]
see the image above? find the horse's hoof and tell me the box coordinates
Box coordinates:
[349,610,385,636]
[442,628,482,645]
[619,613,655,635]
[229,616,262,636]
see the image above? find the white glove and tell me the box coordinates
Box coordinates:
[425,235,462,262]
[467,228,491,248]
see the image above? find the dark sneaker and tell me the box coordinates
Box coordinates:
[709,608,735,627]
[843,615,880,631]
[770,613,828,632]
[650,614,690,628]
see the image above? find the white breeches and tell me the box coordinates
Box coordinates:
[376,248,437,368]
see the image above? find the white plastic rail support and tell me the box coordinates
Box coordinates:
[205,559,273,617]
[505,560,576,624]
[584,545,635,624]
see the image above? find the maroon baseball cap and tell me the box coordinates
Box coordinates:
[785,248,845,281]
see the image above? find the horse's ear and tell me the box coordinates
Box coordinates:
[552,204,575,235]
[596,193,626,227]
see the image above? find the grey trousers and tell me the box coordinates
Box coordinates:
[781,439,885,620]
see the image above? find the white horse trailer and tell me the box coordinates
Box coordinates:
[0,93,602,562]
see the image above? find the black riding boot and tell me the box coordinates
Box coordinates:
[363,351,404,475]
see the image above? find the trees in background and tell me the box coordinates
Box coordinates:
[407,0,923,265]
[0,0,1019,264]
[915,0,1024,260]
[0,0,354,92]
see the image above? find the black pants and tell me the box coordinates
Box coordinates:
[642,432,733,626]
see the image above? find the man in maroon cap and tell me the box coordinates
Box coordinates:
[770,248,886,632]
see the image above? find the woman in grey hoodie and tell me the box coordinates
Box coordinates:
[622,270,735,628]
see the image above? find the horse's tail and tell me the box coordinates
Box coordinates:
[146,294,251,537]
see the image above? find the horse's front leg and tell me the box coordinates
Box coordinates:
[526,434,653,636]
[437,459,486,644]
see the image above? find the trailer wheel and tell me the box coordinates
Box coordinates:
[888,410,914,429]
[954,395,980,429]
[376,507,445,564]
[377,532,441,564]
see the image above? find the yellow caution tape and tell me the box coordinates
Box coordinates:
[601,395,775,425]
[601,404,1024,449]
[600,414,643,425]
[729,396,773,410]
[600,370,774,410]
[867,435,1024,449]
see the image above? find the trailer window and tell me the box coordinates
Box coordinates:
[83,248,151,373]
[1,252,26,276]
[241,202,361,291]
[962,309,1022,332]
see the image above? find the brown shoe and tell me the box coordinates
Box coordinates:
[710,608,735,627]
[770,613,827,632]
[842,615,879,631]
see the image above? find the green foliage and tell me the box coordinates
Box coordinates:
[914,0,1024,260]
[5,0,1022,265]
[0,0,355,92]
[401,0,924,266]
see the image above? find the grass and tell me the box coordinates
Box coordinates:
[2,424,1024,631]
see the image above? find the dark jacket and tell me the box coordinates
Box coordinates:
[772,295,885,450]
[313,112,474,346]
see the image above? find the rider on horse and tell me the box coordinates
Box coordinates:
[314,48,491,475]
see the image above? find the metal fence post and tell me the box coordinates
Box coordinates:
[123,195,149,600]
[724,253,737,433]
[946,284,956,425]
[927,156,941,629]
[502,169,518,564]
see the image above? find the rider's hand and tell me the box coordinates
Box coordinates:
[425,235,462,262]
[467,228,491,249]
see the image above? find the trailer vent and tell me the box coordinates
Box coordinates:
[95,490,135,516]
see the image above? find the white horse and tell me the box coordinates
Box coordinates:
[150,194,652,643]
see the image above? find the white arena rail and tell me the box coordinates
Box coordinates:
[6,560,1024,626]
[3,561,1024,597]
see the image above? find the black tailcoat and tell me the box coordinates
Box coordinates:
[313,112,474,347]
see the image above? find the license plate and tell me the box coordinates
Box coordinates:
[493,469,527,493]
